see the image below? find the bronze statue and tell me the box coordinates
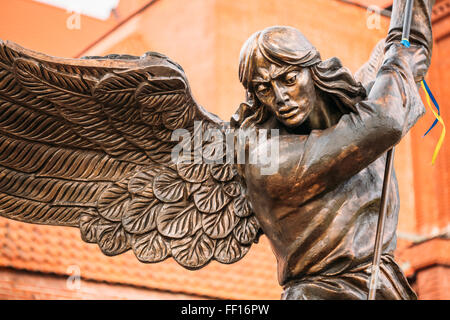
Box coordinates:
[0,0,434,299]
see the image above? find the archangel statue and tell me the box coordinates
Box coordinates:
[0,0,434,299]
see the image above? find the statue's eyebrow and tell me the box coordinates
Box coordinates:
[252,78,269,84]
[252,65,299,84]
[271,65,298,79]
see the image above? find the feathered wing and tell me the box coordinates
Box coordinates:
[0,40,260,269]
[354,38,386,88]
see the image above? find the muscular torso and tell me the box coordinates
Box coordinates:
[246,149,399,285]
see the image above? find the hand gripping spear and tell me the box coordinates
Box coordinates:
[367,0,414,300]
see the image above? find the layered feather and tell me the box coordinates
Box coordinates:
[0,40,260,269]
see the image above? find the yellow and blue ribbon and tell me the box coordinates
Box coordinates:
[421,80,446,164]
[402,39,445,165]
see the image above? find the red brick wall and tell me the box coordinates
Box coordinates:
[415,266,450,300]
[0,267,200,300]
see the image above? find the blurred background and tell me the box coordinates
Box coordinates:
[0,0,448,300]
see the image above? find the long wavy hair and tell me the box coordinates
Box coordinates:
[231,26,367,130]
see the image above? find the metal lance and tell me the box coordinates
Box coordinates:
[367,0,414,300]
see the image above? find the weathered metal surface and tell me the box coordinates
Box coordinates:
[0,0,435,300]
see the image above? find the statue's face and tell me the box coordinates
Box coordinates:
[252,51,316,128]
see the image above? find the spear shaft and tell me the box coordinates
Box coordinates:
[367,0,414,300]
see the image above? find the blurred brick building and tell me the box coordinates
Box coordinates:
[0,0,448,299]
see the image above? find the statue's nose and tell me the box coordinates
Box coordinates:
[273,82,288,106]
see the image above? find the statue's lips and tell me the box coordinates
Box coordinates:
[278,106,300,119]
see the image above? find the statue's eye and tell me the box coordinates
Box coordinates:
[284,72,297,85]
[256,83,270,95]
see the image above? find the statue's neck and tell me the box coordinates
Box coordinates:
[306,93,340,130]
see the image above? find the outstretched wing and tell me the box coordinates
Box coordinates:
[0,40,260,269]
[354,38,386,89]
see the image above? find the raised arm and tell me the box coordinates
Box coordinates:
[356,0,434,87]
[387,0,434,63]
